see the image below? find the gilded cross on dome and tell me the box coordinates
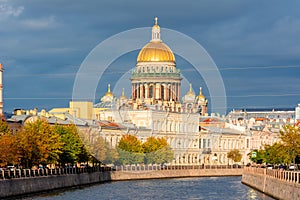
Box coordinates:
[154,17,158,25]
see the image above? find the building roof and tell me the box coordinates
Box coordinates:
[202,126,244,135]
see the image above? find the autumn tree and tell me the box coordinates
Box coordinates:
[0,120,19,166]
[16,119,62,168]
[263,143,290,164]
[227,149,242,163]
[143,137,174,164]
[0,120,11,136]
[117,135,144,165]
[279,125,300,164]
[0,134,20,166]
[118,135,143,153]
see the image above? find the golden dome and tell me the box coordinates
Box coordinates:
[197,87,205,100]
[105,84,113,97]
[120,88,127,100]
[186,83,195,96]
[137,17,175,63]
[137,42,175,63]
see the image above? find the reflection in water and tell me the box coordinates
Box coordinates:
[32,176,275,200]
[248,189,258,199]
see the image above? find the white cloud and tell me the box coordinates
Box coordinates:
[21,15,59,30]
[0,3,23,18]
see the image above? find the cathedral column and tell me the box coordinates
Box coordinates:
[131,84,134,99]
[145,84,149,98]
[177,83,180,101]
[172,84,176,100]
[155,83,161,100]
[163,84,168,101]
[174,83,177,101]
[137,83,140,99]
[140,83,144,99]
[133,83,135,99]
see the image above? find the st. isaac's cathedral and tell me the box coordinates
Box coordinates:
[47,18,250,165]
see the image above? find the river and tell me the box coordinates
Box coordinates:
[30,176,274,200]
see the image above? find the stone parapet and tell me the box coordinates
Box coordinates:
[242,167,300,200]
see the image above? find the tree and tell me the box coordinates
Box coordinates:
[118,135,143,153]
[143,137,174,164]
[279,125,300,164]
[104,146,119,165]
[0,134,20,166]
[117,148,144,165]
[227,149,242,163]
[117,135,144,165]
[249,149,264,164]
[16,119,62,168]
[53,124,82,166]
[89,137,107,163]
[0,120,11,136]
[263,143,290,164]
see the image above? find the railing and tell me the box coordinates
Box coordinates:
[244,167,300,184]
[114,164,243,171]
[0,166,112,180]
[0,164,243,180]
[131,71,181,78]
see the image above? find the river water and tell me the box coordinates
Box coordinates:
[31,176,274,200]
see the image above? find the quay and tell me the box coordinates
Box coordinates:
[242,167,300,200]
[0,165,242,199]
[3,165,299,199]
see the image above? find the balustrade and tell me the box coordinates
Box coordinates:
[244,167,300,184]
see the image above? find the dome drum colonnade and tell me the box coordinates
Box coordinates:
[131,17,182,105]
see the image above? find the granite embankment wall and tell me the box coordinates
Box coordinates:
[110,168,243,180]
[0,171,112,198]
[0,166,243,198]
[242,167,300,200]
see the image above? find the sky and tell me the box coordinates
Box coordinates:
[0,0,300,114]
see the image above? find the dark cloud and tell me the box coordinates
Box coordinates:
[1,0,300,112]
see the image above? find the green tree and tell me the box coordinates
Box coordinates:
[16,119,62,168]
[227,149,242,163]
[117,135,144,164]
[249,149,264,164]
[53,124,82,166]
[143,137,174,164]
[279,125,300,164]
[89,137,107,163]
[77,144,91,164]
[263,143,290,164]
[117,148,144,165]
[103,144,119,165]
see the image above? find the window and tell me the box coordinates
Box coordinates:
[207,139,210,148]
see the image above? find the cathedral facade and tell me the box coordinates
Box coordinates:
[94,18,208,165]
[49,18,211,165]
